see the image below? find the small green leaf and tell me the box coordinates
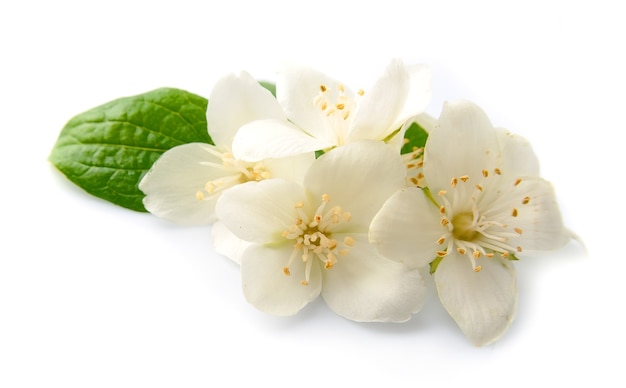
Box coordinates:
[429,256,443,275]
[401,121,429,154]
[49,88,212,212]
[259,81,276,97]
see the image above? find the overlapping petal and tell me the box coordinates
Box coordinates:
[305,141,406,229]
[206,71,286,148]
[321,235,426,322]
[215,179,306,243]
[211,221,251,265]
[348,59,410,142]
[232,119,333,162]
[369,187,442,268]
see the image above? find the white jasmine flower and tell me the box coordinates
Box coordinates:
[216,141,426,322]
[230,59,431,161]
[369,101,570,345]
[139,71,314,225]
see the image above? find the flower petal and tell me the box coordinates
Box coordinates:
[348,59,410,142]
[241,243,322,316]
[394,64,432,128]
[505,177,569,252]
[369,188,442,268]
[321,235,426,322]
[276,62,346,142]
[139,143,229,225]
[211,221,250,265]
[262,152,315,185]
[495,128,540,177]
[232,119,333,162]
[215,179,306,243]
[206,71,286,148]
[424,100,500,191]
[434,252,517,346]
[305,141,406,229]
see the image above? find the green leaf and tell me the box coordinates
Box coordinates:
[49,88,212,212]
[259,81,276,97]
[429,256,443,275]
[401,121,428,154]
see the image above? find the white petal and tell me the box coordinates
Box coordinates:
[505,177,569,252]
[206,71,285,148]
[394,64,432,128]
[211,221,250,265]
[277,62,345,142]
[321,235,426,322]
[139,143,228,225]
[262,152,315,185]
[348,59,410,142]
[435,252,517,346]
[215,179,306,243]
[305,141,406,229]
[424,100,500,191]
[241,243,322,316]
[369,188,443,268]
[232,119,332,162]
[495,128,540,177]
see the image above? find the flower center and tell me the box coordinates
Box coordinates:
[281,194,355,286]
[451,212,478,241]
[313,84,364,146]
[434,169,530,272]
[195,149,270,201]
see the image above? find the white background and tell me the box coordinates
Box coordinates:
[1,1,622,386]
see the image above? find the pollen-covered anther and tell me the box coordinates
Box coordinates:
[301,280,309,286]
[357,89,364,96]
[501,251,510,258]
[437,237,446,245]
[336,103,345,110]
[473,251,481,259]
[441,218,450,227]
[344,236,355,247]
[514,178,522,186]
[482,169,489,177]
[485,253,494,258]
[283,267,291,276]
[512,208,518,217]
[473,265,482,273]
[475,184,483,192]
[460,175,469,182]
[437,250,448,257]
[320,84,327,92]
[438,190,447,196]
[439,205,446,214]
[451,177,458,187]
[522,196,530,205]
[494,168,502,175]
[514,227,523,235]
[195,191,204,201]
[457,247,466,255]
[516,246,523,252]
